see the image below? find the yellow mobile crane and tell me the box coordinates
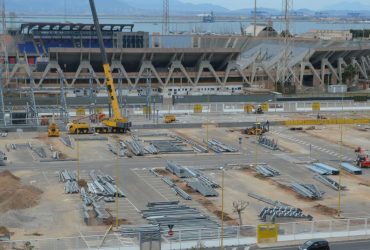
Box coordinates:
[67,0,131,134]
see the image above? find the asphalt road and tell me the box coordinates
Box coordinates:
[261,239,370,250]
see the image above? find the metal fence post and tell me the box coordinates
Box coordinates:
[329,220,333,237]
[365,218,368,235]
[310,221,314,237]
[179,229,182,250]
[347,219,350,236]
[237,226,240,245]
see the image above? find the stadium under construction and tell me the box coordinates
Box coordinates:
[0,21,370,126]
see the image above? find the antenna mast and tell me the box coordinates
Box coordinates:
[253,0,257,36]
[162,0,169,35]
[0,0,6,34]
[277,0,293,88]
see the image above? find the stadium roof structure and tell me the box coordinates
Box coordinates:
[20,22,135,34]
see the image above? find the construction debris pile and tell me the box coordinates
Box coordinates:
[207,139,238,153]
[308,163,340,175]
[0,171,43,213]
[165,161,219,197]
[291,183,324,200]
[255,165,280,177]
[259,206,313,222]
[140,201,235,240]
[258,136,278,150]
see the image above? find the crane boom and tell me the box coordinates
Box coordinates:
[88,0,121,120]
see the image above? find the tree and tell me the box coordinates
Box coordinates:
[342,64,358,86]
[232,200,249,226]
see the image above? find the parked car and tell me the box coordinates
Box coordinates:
[298,239,330,250]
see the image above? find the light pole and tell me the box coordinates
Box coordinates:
[220,166,225,250]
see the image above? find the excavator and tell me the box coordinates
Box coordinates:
[67,0,131,134]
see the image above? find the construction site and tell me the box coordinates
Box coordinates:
[0,0,370,249]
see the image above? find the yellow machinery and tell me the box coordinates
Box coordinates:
[243,122,268,135]
[48,122,60,137]
[67,0,131,134]
[164,115,176,123]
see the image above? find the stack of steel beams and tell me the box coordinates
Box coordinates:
[256,165,280,177]
[185,178,219,197]
[259,207,313,222]
[64,181,79,194]
[313,175,346,191]
[311,163,340,175]
[207,139,238,153]
[258,136,278,150]
[88,170,125,197]
[59,169,76,182]
[340,162,362,175]
[175,136,208,153]
[140,201,236,240]
[166,161,193,178]
[291,183,324,199]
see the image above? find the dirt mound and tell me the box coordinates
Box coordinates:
[78,179,87,188]
[0,170,20,181]
[0,226,10,235]
[0,171,43,213]
[314,204,338,216]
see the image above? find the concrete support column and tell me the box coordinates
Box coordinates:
[72,61,101,86]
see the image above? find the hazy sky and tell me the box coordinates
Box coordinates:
[182,0,368,10]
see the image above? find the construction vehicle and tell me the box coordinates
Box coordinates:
[317,113,327,120]
[48,122,60,137]
[243,122,269,135]
[67,0,131,134]
[164,114,176,123]
[355,146,370,168]
[254,105,264,114]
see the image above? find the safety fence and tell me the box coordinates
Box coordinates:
[284,118,370,126]
[2,217,370,250]
[0,100,370,128]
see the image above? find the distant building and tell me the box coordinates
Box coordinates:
[197,12,215,23]
[299,29,353,40]
[244,24,278,37]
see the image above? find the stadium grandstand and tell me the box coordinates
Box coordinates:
[0,22,370,99]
